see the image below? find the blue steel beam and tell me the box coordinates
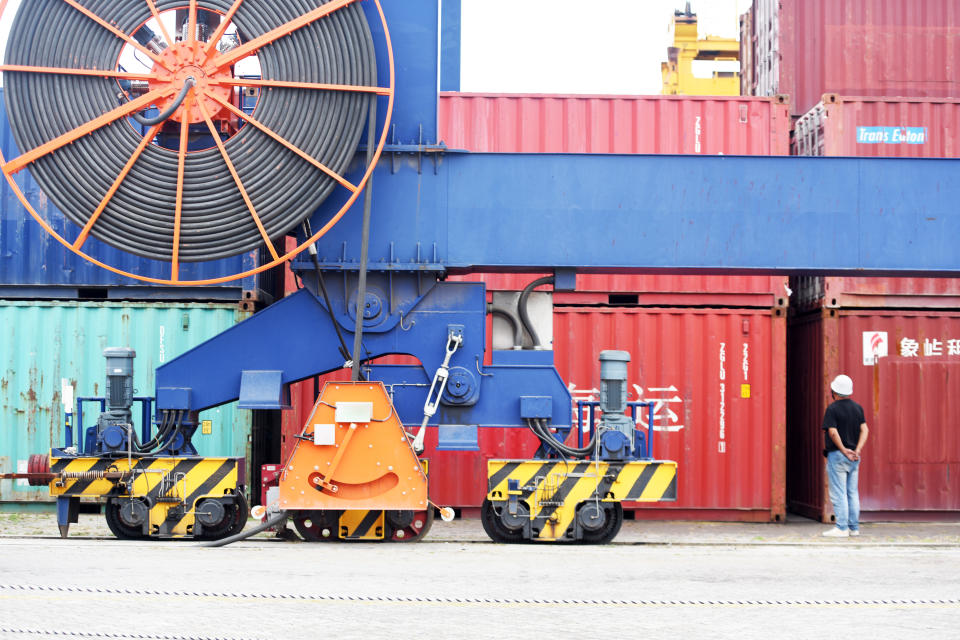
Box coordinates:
[307,152,960,275]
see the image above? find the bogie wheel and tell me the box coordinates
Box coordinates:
[480,499,526,544]
[225,491,251,538]
[386,508,434,543]
[293,509,341,542]
[199,492,250,540]
[579,502,624,545]
[0,0,395,284]
[104,499,147,540]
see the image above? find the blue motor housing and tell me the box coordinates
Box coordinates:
[93,348,137,455]
[599,428,632,460]
[95,413,133,454]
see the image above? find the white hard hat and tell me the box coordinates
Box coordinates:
[831,374,853,396]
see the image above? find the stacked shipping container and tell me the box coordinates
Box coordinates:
[438,93,791,155]
[787,288,960,521]
[795,95,960,158]
[741,0,960,118]
[0,301,253,504]
[736,0,960,521]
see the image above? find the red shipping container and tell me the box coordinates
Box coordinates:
[283,306,787,522]
[795,95,960,157]
[791,276,960,311]
[554,307,786,522]
[787,309,960,522]
[447,273,790,308]
[438,93,791,156]
[745,0,960,117]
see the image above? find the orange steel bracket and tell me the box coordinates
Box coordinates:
[278,382,428,512]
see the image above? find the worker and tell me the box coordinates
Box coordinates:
[821,374,869,538]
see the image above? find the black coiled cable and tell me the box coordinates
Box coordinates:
[4,0,376,262]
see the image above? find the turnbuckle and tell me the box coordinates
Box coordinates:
[411,330,463,453]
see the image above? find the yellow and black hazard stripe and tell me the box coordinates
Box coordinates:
[338,510,386,540]
[154,458,240,537]
[487,459,676,503]
[49,455,242,538]
[321,461,430,542]
[49,457,118,496]
[486,459,677,541]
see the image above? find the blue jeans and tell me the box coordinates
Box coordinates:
[826,450,860,531]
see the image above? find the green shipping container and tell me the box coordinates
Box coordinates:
[0,301,252,503]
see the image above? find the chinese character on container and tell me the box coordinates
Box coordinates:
[568,384,600,433]
[900,338,920,358]
[924,338,943,357]
[632,384,685,433]
[949,339,960,356]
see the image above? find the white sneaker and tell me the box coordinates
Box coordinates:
[822,527,849,538]
[849,529,860,537]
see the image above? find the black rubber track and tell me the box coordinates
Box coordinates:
[4,0,376,261]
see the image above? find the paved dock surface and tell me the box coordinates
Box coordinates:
[1,514,958,639]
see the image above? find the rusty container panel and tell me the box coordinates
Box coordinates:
[795,96,960,158]
[281,307,787,521]
[791,276,960,311]
[438,93,791,155]
[787,309,960,521]
[448,273,790,308]
[0,301,252,503]
[749,0,960,117]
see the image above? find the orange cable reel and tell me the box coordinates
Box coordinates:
[0,0,395,285]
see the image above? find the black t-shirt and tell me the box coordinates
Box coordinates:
[822,398,866,453]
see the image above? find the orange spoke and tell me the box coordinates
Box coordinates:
[211,0,359,69]
[145,0,174,47]
[196,98,280,261]
[188,0,198,44]
[171,94,192,282]
[0,64,162,82]
[59,0,171,70]
[3,87,173,175]
[211,77,391,95]
[207,92,359,193]
[73,124,162,250]
[203,0,245,58]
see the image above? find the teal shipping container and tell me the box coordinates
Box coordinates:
[0,301,252,503]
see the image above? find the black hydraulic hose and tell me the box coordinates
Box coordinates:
[528,418,597,458]
[4,0,377,262]
[127,77,196,126]
[135,409,170,452]
[518,276,555,349]
[548,418,598,456]
[350,95,377,382]
[198,510,288,547]
[154,410,184,454]
[303,220,352,362]
[490,306,523,349]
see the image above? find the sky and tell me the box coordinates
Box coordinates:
[460,0,752,94]
[0,0,752,95]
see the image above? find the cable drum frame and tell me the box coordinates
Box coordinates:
[0,0,395,285]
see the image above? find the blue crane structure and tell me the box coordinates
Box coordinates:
[157,0,959,432]
[10,0,957,543]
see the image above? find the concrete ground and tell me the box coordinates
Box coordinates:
[0,513,958,639]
